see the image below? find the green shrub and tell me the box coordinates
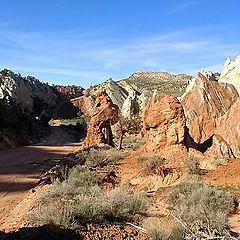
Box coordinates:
[120,115,142,135]
[105,188,149,220]
[122,136,146,149]
[168,177,236,238]
[138,156,165,173]
[29,165,148,227]
[186,157,201,175]
[75,147,129,167]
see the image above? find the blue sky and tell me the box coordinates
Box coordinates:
[0,0,240,87]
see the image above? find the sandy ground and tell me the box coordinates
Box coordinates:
[0,127,81,231]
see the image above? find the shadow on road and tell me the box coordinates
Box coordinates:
[0,126,82,193]
[0,224,83,240]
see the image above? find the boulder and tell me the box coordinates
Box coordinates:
[85,91,119,147]
[219,55,240,94]
[142,93,186,152]
[181,71,239,144]
[215,98,240,158]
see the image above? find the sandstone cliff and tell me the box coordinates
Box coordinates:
[181,71,239,144]
[0,69,57,110]
[219,54,240,94]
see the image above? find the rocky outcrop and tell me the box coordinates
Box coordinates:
[121,91,139,118]
[215,98,240,158]
[142,94,186,152]
[85,91,119,147]
[70,95,95,116]
[181,71,239,144]
[219,55,240,94]
[54,85,84,99]
[0,69,57,109]
[119,71,191,98]
[82,71,191,119]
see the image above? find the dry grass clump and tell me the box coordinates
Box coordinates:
[144,217,184,240]
[185,156,202,175]
[167,176,236,238]
[29,166,148,228]
[75,147,129,167]
[143,177,237,239]
[122,135,146,149]
[138,156,165,173]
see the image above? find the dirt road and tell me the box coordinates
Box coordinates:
[0,127,81,231]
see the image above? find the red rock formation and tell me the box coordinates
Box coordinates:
[71,95,94,116]
[142,94,186,152]
[205,134,235,159]
[181,72,239,144]
[55,86,83,99]
[215,98,240,158]
[85,91,119,147]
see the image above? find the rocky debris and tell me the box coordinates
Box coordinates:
[215,98,240,158]
[219,54,240,94]
[54,85,84,99]
[142,93,186,152]
[181,71,239,144]
[75,223,148,240]
[0,224,147,240]
[101,171,119,187]
[85,91,119,147]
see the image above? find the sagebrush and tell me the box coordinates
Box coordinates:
[29,166,148,227]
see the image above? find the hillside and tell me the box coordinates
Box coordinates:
[119,71,191,97]
[0,69,83,149]
[76,71,192,118]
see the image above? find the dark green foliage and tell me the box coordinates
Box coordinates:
[0,98,49,146]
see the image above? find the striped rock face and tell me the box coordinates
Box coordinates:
[181,72,239,144]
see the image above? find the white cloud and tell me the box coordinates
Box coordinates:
[0,26,239,87]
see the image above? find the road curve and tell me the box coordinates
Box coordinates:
[0,127,81,230]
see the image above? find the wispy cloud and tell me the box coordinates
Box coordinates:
[169,1,200,14]
[0,26,239,87]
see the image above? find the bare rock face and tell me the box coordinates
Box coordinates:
[205,134,235,159]
[121,91,139,118]
[0,69,57,109]
[85,91,119,147]
[54,85,84,99]
[71,95,95,116]
[181,72,239,144]
[219,55,240,94]
[215,98,240,158]
[142,94,186,152]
